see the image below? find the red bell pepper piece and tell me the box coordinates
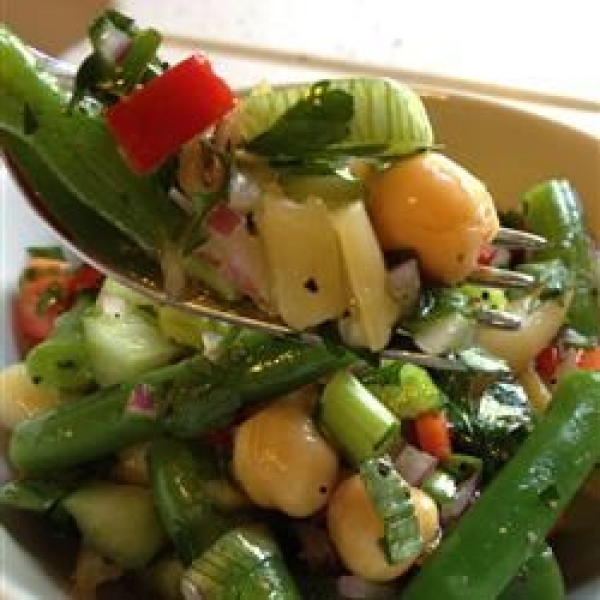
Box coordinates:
[106,54,235,173]
[68,264,105,295]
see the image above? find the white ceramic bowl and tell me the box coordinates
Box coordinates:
[1,91,599,599]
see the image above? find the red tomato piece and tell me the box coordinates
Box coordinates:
[14,272,72,348]
[576,347,600,371]
[206,204,243,236]
[414,411,452,460]
[106,55,235,173]
[68,264,104,295]
[535,344,561,381]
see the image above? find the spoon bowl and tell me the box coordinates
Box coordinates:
[2,52,598,370]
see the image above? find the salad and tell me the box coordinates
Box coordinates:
[1,10,600,600]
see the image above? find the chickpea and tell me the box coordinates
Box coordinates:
[327,475,440,582]
[232,387,339,518]
[410,487,441,548]
[0,363,59,429]
[367,151,499,285]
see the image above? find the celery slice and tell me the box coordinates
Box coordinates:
[182,526,301,599]
[237,77,434,158]
[360,457,423,564]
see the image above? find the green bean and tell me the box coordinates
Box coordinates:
[402,370,600,600]
[522,179,600,340]
[10,336,354,472]
[498,544,565,600]
[223,333,357,403]
[164,387,243,438]
[0,479,70,512]
[164,334,357,437]
[148,439,234,565]
[8,356,210,472]
[25,295,95,392]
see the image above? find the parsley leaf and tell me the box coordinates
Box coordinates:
[245,81,354,158]
[517,259,571,300]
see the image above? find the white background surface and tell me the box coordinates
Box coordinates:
[115,0,600,103]
[4,0,600,119]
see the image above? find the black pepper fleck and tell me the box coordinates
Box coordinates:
[245,212,257,235]
[304,277,319,293]
[376,459,392,477]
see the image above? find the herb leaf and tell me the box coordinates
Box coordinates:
[238,78,434,161]
[517,259,571,300]
[246,81,354,158]
[70,10,163,108]
[443,378,534,480]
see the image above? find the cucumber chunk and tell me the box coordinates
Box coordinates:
[62,482,166,569]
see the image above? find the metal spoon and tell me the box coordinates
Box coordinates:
[3,48,547,370]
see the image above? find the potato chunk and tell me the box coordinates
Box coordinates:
[330,201,400,351]
[257,195,347,329]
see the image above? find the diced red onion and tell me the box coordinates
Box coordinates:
[440,472,480,524]
[201,224,271,307]
[553,346,581,384]
[206,204,243,236]
[394,443,438,486]
[97,292,128,318]
[126,384,156,418]
[490,246,511,268]
[387,259,420,314]
[337,575,397,599]
[96,22,131,64]
[181,577,203,600]
[228,170,261,211]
